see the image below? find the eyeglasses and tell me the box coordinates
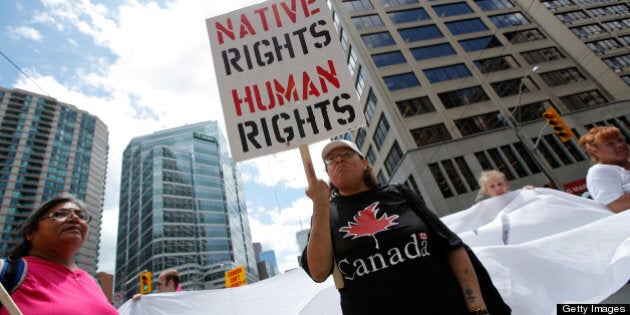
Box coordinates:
[324,150,356,165]
[43,208,91,223]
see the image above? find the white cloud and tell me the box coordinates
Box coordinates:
[8,26,43,41]
[248,196,314,273]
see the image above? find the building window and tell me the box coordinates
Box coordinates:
[537,134,586,168]
[383,72,421,90]
[410,123,452,147]
[438,86,490,109]
[378,0,419,8]
[347,47,358,77]
[340,30,350,53]
[367,145,377,165]
[622,75,630,86]
[474,55,517,73]
[555,10,589,24]
[474,0,514,11]
[343,0,375,12]
[396,96,436,117]
[364,90,377,126]
[445,18,488,35]
[429,163,453,198]
[384,142,403,175]
[443,160,467,194]
[602,54,630,72]
[587,4,630,17]
[377,170,387,186]
[508,100,549,124]
[356,128,367,150]
[387,8,430,23]
[459,35,503,52]
[352,14,385,30]
[432,2,473,17]
[356,66,367,97]
[503,28,546,44]
[521,47,565,64]
[373,115,390,150]
[491,78,534,97]
[541,0,574,11]
[539,67,586,87]
[372,51,407,67]
[620,35,630,46]
[410,43,456,60]
[587,38,622,55]
[428,156,478,197]
[570,24,605,38]
[559,90,608,110]
[489,13,530,28]
[361,32,396,48]
[455,111,504,136]
[399,25,443,42]
[424,64,472,83]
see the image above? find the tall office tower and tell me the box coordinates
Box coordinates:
[0,87,108,274]
[115,121,258,299]
[327,0,630,214]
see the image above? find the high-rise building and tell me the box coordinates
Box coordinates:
[0,87,108,274]
[327,0,630,214]
[114,121,257,299]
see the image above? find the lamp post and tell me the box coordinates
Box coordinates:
[512,65,539,123]
[501,65,562,189]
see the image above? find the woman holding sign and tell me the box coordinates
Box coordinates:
[300,140,509,315]
[1,194,118,315]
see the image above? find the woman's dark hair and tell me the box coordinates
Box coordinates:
[329,164,379,198]
[9,193,86,257]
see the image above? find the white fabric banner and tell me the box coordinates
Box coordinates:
[118,188,630,315]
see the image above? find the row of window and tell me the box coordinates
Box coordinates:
[360,12,529,49]
[345,0,514,14]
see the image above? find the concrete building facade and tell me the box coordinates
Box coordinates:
[327,0,630,214]
[0,87,108,274]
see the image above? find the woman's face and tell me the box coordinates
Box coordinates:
[484,177,510,197]
[591,137,629,165]
[325,147,367,194]
[26,201,89,253]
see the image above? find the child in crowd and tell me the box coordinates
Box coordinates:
[475,170,533,202]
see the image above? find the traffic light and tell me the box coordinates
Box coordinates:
[139,271,152,294]
[542,107,575,142]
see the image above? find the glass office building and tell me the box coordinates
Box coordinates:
[0,87,108,274]
[327,0,630,213]
[114,121,257,299]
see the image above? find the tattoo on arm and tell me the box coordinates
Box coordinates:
[465,287,476,303]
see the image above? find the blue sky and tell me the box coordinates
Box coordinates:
[0,0,330,274]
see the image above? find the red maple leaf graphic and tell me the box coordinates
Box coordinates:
[339,202,399,249]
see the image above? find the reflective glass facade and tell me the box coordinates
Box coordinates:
[115,121,257,299]
[0,87,108,274]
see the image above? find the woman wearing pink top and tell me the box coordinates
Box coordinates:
[1,193,118,315]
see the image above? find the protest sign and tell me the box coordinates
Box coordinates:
[206,0,364,162]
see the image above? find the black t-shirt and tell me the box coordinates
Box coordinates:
[303,185,468,315]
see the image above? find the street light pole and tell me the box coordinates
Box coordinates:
[502,65,562,189]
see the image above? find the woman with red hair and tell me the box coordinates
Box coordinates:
[578,126,630,212]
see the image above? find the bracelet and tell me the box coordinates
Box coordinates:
[470,309,489,315]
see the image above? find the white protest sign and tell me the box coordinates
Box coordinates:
[206,0,364,162]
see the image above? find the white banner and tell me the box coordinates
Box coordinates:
[206,0,364,162]
[118,189,630,314]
